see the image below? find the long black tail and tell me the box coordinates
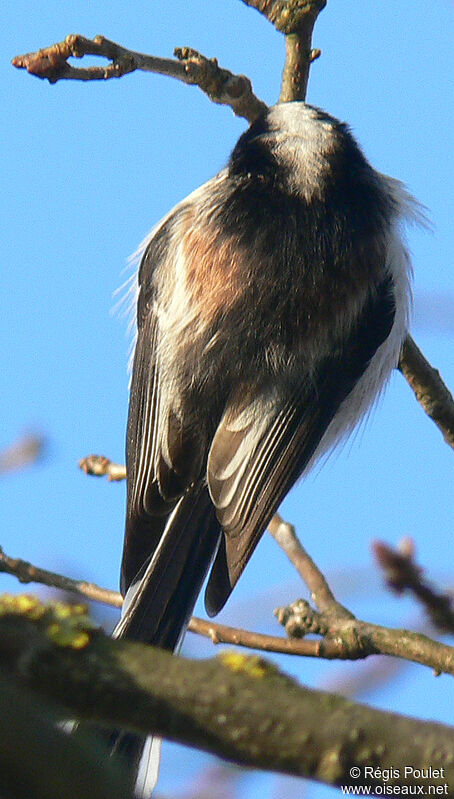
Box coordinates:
[102,485,221,797]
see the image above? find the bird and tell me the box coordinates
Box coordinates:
[108,100,418,795]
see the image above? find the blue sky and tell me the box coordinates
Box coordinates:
[1,2,454,797]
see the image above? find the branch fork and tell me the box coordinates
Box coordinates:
[12,35,267,123]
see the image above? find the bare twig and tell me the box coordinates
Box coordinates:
[0,546,323,656]
[279,12,322,102]
[0,546,337,657]
[240,0,326,101]
[399,335,454,450]
[188,615,344,658]
[240,0,326,33]
[0,547,122,609]
[12,35,267,124]
[2,547,454,674]
[280,31,321,101]
[79,454,127,482]
[267,513,351,618]
[0,433,45,475]
[374,539,454,634]
[274,597,454,676]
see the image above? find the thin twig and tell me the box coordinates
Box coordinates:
[279,14,322,101]
[0,433,45,475]
[267,513,351,617]
[2,547,454,674]
[79,455,126,482]
[399,335,454,450]
[78,455,352,620]
[374,538,454,634]
[189,615,346,658]
[12,35,267,124]
[240,0,327,33]
[0,547,122,608]
[240,0,326,101]
[0,546,333,657]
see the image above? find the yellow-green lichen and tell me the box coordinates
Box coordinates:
[0,593,46,620]
[218,651,282,680]
[0,593,97,650]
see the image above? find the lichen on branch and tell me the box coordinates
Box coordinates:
[1,596,454,792]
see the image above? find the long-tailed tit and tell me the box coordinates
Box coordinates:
[109,101,418,794]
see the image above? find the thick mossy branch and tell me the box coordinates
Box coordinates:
[0,677,133,799]
[1,597,454,792]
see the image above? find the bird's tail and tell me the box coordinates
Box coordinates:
[102,485,221,797]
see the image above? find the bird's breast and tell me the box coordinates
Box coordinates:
[182,209,244,321]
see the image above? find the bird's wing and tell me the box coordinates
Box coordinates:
[205,275,396,615]
[121,227,205,596]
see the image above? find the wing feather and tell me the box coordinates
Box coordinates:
[205,276,396,615]
[121,224,206,592]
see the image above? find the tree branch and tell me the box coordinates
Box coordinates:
[2,547,454,674]
[12,35,267,124]
[0,546,122,609]
[240,0,327,33]
[267,512,351,617]
[280,33,321,102]
[79,454,127,482]
[12,26,454,450]
[1,596,454,792]
[399,335,454,450]
[0,545,341,658]
[274,598,454,676]
[374,538,454,634]
[240,1,326,101]
[0,675,134,799]
[0,433,45,475]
